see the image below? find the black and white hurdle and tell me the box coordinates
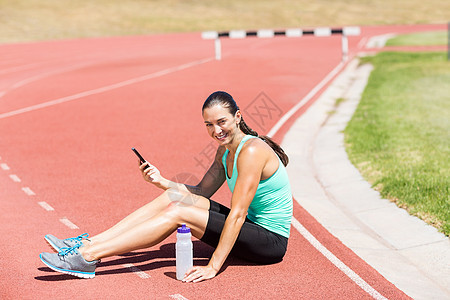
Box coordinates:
[202,27,360,61]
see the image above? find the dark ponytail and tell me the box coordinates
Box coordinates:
[203,91,289,167]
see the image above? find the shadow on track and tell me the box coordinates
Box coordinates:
[35,241,256,281]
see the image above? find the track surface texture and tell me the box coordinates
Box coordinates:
[0,24,444,299]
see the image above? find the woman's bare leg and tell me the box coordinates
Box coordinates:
[88,188,210,245]
[80,190,210,261]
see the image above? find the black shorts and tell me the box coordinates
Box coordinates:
[200,199,288,264]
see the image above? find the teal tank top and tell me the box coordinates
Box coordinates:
[222,135,293,238]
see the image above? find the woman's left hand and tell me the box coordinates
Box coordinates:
[182,265,218,283]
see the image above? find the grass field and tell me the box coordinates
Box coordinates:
[0,0,449,43]
[345,51,450,235]
[386,31,448,46]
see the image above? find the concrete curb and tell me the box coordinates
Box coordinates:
[283,58,450,300]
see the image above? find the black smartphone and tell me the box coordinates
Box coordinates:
[131,147,147,165]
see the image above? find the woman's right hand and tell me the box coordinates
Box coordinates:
[139,161,163,186]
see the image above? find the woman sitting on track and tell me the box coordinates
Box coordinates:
[39,91,293,282]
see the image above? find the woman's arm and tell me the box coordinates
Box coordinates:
[183,141,267,282]
[140,146,226,198]
[184,145,226,198]
[184,159,225,198]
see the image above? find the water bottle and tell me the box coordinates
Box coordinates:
[176,224,193,280]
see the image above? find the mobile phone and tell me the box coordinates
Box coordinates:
[131,147,147,165]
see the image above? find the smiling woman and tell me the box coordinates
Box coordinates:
[202,91,289,167]
[39,90,293,282]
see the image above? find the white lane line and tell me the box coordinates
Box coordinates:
[9,174,21,182]
[268,61,386,299]
[169,294,189,300]
[0,61,47,75]
[292,218,387,300]
[1,163,10,170]
[60,217,79,229]
[122,263,151,279]
[0,57,213,120]
[38,201,54,211]
[267,62,345,137]
[22,187,36,196]
[366,34,396,49]
[0,61,95,100]
[358,36,368,49]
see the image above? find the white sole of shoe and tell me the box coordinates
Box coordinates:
[39,254,95,279]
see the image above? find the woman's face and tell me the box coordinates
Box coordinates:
[202,104,241,145]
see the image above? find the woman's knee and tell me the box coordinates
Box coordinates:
[162,193,209,234]
[162,198,194,225]
[163,187,207,208]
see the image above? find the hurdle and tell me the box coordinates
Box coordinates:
[202,27,361,61]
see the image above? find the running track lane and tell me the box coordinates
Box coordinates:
[0,24,444,299]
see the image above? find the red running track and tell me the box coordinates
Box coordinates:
[0,24,445,299]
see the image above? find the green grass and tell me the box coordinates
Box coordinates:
[386,31,448,46]
[0,0,449,43]
[346,52,450,235]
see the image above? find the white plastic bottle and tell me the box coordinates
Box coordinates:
[176,224,193,280]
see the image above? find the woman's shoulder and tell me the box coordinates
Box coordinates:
[244,136,270,148]
[240,137,271,157]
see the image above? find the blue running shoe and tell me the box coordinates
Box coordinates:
[44,233,90,252]
[39,244,99,279]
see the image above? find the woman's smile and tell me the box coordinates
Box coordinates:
[215,132,228,141]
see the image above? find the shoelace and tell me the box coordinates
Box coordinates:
[57,243,100,264]
[65,233,90,243]
[58,243,82,257]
